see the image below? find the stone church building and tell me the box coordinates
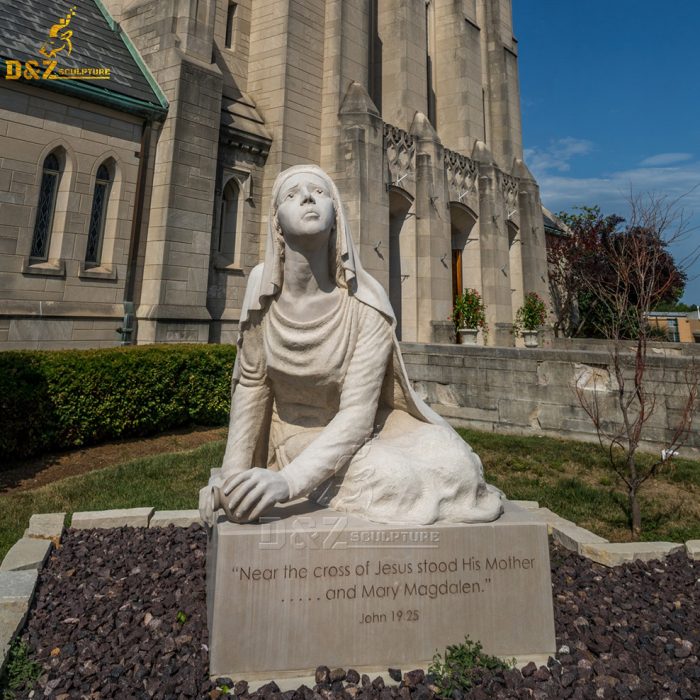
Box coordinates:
[0,0,550,349]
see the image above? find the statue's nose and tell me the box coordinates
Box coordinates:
[300,185,315,204]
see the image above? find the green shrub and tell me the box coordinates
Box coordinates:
[428,636,513,696]
[0,640,41,699]
[0,344,236,463]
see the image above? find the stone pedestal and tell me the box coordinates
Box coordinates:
[207,501,555,679]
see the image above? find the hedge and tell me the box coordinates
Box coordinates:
[0,344,236,463]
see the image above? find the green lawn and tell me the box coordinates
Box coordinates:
[1,429,698,560]
[459,428,700,544]
[0,441,223,560]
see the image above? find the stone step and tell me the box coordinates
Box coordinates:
[71,507,155,529]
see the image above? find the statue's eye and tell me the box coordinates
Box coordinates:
[286,191,294,199]
[316,188,324,195]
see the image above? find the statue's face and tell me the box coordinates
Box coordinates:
[276,173,335,246]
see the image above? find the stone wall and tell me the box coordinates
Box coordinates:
[549,336,700,357]
[0,83,142,349]
[402,342,700,457]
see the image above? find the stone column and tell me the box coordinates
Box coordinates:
[513,158,552,324]
[432,0,484,152]
[337,83,389,291]
[120,0,223,343]
[478,0,523,168]
[377,0,428,131]
[410,113,451,343]
[472,141,512,346]
[320,0,371,177]
[248,0,325,260]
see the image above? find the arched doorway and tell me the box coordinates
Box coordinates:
[449,203,478,304]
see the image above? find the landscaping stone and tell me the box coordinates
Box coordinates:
[14,527,700,699]
[509,500,539,510]
[0,537,52,572]
[0,607,28,672]
[579,541,685,567]
[549,520,608,553]
[527,507,571,533]
[0,570,38,612]
[71,507,154,529]
[24,512,65,540]
[149,510,202,528]
[685,540,700,560]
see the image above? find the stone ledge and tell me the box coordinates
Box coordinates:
[149,510,202,528]
[527,507,609,554]
[0,538,52,572]
[527,507,571,534]
[0,570,38,612]
[579,542,685,567]
[685,540,700,561]
[0,608,28,676]
[0,531,56,674]
[550,521,608,554]
[71,507,155,529]
[0,571,39,676]
[24,512,65,540]
[510,500,539,510]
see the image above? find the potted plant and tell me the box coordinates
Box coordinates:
[450,288,488,345]
[514,292,547,347]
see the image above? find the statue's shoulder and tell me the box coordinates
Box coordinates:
[350,272,396,327]
[239,263,267,333]
[247,262,265,289]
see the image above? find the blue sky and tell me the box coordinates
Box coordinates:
[513,1,700,305]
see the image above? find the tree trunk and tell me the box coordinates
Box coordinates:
[629,486,642,540]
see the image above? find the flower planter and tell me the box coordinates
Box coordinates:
[522,330,539,348]
[458,328,479,345]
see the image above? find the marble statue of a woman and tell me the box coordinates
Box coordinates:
[199,165,503,526]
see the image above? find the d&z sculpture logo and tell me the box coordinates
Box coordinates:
[5,5,111,81]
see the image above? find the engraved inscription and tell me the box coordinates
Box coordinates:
[233,552,541,626]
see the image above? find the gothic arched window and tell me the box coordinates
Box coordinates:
[30,152,61,260]
[219,178,240,263]
[85,163,111,265]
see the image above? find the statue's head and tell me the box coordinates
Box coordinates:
[239,163,396,340]
[275,171,336,250]
[270,165,347,289]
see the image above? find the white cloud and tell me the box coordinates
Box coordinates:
[523,137,594,174]
[639,153,693,167]
[534,163,700,217]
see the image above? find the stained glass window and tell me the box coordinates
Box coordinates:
[30,153,60,260]
[85,163,111,265]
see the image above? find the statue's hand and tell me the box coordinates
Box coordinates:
[222,468,290,523]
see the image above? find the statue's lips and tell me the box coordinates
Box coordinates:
[302,210,320,219]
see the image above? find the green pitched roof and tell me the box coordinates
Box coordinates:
[0,0,167,118]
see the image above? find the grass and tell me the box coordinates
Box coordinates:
[0,640,42,699]
[0,441,225,561]
[459,428,700,543]
[0,429,698,561]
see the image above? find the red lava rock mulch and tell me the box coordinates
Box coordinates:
[10,526,700,699]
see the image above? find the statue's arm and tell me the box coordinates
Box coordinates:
[221,319,272,477]
[280,305,393,500]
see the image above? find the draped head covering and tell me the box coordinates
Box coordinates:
[237,164,395,333]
